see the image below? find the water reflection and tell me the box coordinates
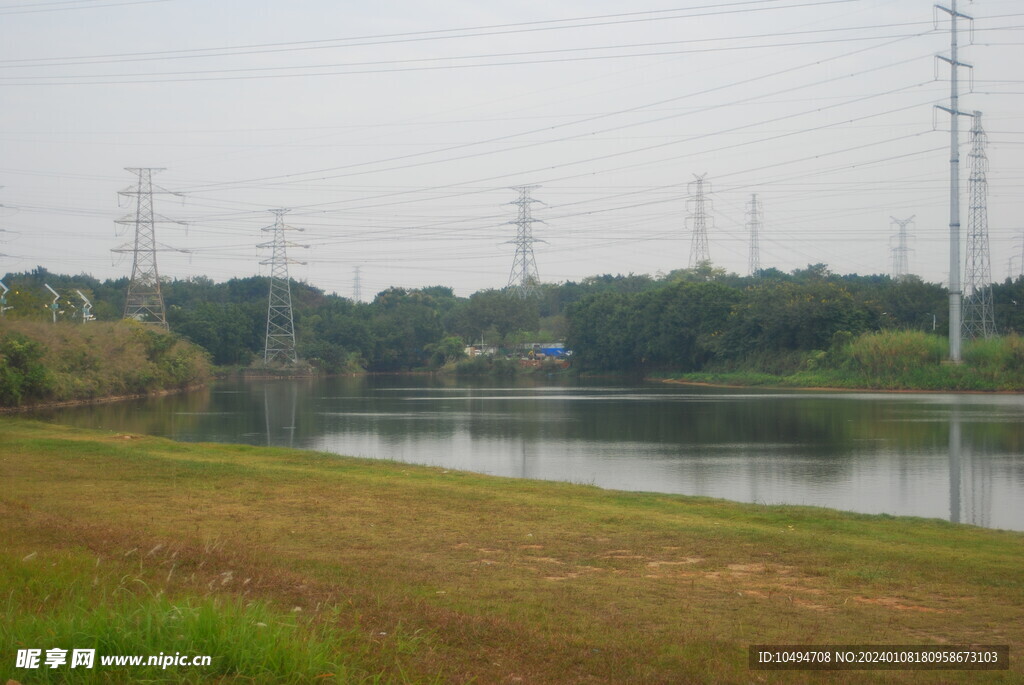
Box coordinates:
[948,404,1004,529]
[264,381,299,448]
[27,377,1024,531]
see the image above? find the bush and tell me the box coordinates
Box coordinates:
[454,355,517,377]
[0,332,52,405]
[839,330,946,377]
[964,334,1024,373]
[0,320,211,407]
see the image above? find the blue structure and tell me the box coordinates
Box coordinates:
[538,343,568,358]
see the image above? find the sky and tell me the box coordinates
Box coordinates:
[0,0,1022,300]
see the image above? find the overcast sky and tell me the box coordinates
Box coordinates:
[1,0,1022,299]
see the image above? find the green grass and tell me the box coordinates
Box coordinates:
[2,550,381,683]
[1,417,1022,683]
[674,332,1024,391]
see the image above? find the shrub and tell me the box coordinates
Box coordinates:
[964,334,1024,374]
[839,330,946,377]
[0,320,210,407]
[0,332,52,405]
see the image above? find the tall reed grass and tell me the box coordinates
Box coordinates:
[963,333,1024,374]
[823,331,1024,390]
[840,329,947,376]
[674,331,1024,391]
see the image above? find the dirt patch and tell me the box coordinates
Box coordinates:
[647,558,703,568]
[853,597,946,613]
[601,550,646,559]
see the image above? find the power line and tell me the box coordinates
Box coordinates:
[0,1,860,66]
[1,31,937,85]
[0,0,171,16]
[173,33,936,200]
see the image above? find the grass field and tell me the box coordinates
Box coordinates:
[1,417,1021,683]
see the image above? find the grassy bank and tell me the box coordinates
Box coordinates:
[667,331,1024,392]
[1,418,1022,683]
[0,320,211,407]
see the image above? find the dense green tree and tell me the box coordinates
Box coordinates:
[873,276,947,332]
[448,289,539,344]
[993,276,1024,334]
[425,336,468,368]
[632,281,741,371]
[369,287,445,370]
[298,298,373,373]
[0,332,51,405]
[720,280,870,358]
[172,301,262,366]
[565,293,636,371]
[1,262,976,376]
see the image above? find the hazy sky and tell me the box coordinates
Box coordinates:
[1,0,1022,299]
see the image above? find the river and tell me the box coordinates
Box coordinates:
[29,376,1024,531]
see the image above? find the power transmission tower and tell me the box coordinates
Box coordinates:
[962,111,997,339]
[113,168,183,329]
[889,216,915,280]
[936,0,973,361]
[352,265,362,302]
[746,193,762,276]
[1019,234,1024,280]
[506,185,544,298]
[259,209,307,365]
[687,174,713,268]
[1010,234,1024,280]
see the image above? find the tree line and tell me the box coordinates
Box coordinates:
[4,264,1024,374]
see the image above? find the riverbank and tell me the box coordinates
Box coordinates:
[2,417,1021,683]
[0,320,210,408]
[654,332,1024,393]
[0,383,209,415]
[659,369,1024,393]
[661,375,1024,395]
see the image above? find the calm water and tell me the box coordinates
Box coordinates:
[30,376,1024,531]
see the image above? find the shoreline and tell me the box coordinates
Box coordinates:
[658,376,1024,395]
[3,417,1022,683]
[0,383,205,414]
[9,384,1019,532]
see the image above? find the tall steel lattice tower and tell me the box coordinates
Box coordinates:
[936,0,972,361]
[259,209,306,365]
[890,216,915,280]
[1011,234,1024,280]
[962,111,997,339]
[687,174,713,268]
[746,193,762,276]
[352,265,362,302]
[506,185,544,298]
[113,167,182,329]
